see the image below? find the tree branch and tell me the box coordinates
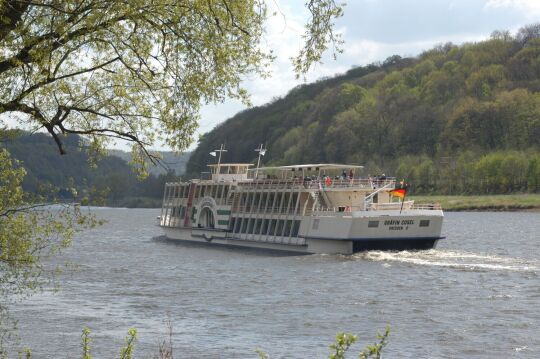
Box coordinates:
[0,0,30,42]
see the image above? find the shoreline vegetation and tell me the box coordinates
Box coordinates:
[410,194,540,212]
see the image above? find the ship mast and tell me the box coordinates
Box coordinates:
[210,144,227,175]
[254,144,266,179]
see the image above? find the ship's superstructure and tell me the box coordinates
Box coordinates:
[159,154,444,254]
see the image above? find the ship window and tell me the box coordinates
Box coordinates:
[241,218,248,233]
[276,193,283,208]
[179,206,186,218]
[268,194,276,209]
[246,193,253,211]
[240,193,246,206]
[368,221,379,228]
[276,220,284,236]
[284,220,292,237]
[247,219,255,234]
[255,219,262,234]
[420,220,430,227]
[269,219,277,235]
[312,218,320,230]
[234,218,242,233]
[292,220,301,237]
[229,217,236,231]
[283,193,290,206]
[262,219,269,234]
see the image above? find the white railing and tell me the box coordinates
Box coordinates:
[238,178,396,190]
[232,205,298,215]
[368,201,414,211]
[312,201,443,214]
[411,203,443,210]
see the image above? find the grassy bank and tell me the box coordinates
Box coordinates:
[409,194,540,211]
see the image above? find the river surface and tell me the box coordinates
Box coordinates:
[8,209,540,358]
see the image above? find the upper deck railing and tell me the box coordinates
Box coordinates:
[237,177,396,191]
[313,201,442,215]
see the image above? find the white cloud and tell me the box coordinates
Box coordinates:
[484,0,540,18]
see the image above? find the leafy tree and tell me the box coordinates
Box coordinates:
[0,1,346,353]
[0,148,97,352]
[0,0,344,171]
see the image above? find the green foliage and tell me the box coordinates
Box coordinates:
[2,132,178,207]
[328,332,357,359]
[0,147,98,353]
[119,329,137,359]
[82,327,92,359]
[255,328,390,359]
[188,23,540,196]
[255,348,270,359]
[0,0,344,172]
[359,326,390,359]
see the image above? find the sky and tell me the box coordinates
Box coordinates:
[194,0,540,150]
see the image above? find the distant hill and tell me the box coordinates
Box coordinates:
[1,132,177,207]
[109,150,191,176]
[187,24,540,194]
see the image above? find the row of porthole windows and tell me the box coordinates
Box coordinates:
[230,217,301,237]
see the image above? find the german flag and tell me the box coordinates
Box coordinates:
[390,188,407,199]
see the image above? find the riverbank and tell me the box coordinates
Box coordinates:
[409,194,540,212]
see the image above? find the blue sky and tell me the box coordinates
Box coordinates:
[195,0,540,150]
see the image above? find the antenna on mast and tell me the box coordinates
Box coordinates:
[254,144,266,178]
[209,144,227,175]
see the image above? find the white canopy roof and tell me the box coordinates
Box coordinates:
[254,163,363,171]
[207,163,253,167]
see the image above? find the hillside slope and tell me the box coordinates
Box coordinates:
[187,24,540,194]
[2,132,176,206]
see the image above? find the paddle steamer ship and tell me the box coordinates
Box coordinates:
[159,149,444,254]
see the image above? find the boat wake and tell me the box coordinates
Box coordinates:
[354,250,539,273]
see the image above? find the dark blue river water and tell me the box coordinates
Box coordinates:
[9,209,540,358]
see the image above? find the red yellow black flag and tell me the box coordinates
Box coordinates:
[390,188,407,199]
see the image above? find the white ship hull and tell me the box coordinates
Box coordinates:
[161,209,444,254]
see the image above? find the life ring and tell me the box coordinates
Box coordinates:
[325,177,332,186]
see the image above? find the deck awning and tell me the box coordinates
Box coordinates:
[254,163,363,172]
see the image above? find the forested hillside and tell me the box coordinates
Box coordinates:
[1,132,178,207]
[188,24,540,194]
